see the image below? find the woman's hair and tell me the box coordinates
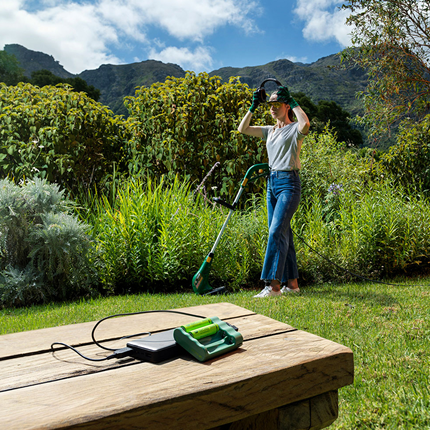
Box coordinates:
[287,106,295,122]
[271,91,295,122]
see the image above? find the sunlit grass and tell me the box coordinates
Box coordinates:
[2,276,430,428]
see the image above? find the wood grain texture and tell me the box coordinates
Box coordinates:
[0,303,353,430]
[1,313,294,392]
[1,333,352,429]
[0,303,256,360]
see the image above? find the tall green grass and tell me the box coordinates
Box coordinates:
[87,176,267,293]
[70,128,430,295]
[84,174,430,294]
[295,182,430,283]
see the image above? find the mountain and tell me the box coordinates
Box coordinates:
[4,44,74,80]
[3,44,367,117]
[79,61,185,116]
[209,55,367,115]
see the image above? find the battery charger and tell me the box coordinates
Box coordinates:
[126,329,182,363]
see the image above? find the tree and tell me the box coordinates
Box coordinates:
[124,72,273,197]
[30,70,101,101]
[0,82,129,194]
[294,92,363,146]
[342,0,430,138]
[29,69,63,87]
[0,50,26,85]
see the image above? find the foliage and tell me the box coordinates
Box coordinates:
[342,0,430,137]
[372,114,430,195]
[30,70,101,101]
[0,51,26,86]
[299,127,371,203]
[88,176,266,294]
[295,182,430,283]
[294,92,363,146]
[322,183,344,224]
[0,82,130,195]
[295,130,430,281]
[0,178,96,307]
[84,136,430,294]
[124,71,273,198]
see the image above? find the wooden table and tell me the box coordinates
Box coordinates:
[0,302,353,430]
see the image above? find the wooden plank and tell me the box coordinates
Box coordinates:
[308,391,339,430]
[209,390,338,430]
[0,303,255,360]
[1,314,295,392]
[278,390,338,430]
[0,330,353,430]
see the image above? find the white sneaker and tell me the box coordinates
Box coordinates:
[281,286,300,293]
[253,286,282,298]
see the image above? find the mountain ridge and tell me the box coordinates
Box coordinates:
[4,44,367,117]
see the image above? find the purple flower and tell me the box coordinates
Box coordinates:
[328,183,343,195]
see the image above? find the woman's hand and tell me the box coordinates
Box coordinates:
[277,86,298,109]
[249,90,261,113]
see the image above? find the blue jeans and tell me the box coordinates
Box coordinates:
[261,170,301,283]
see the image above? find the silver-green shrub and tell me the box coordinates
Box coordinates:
[0,178,96,307]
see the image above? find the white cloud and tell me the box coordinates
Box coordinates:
[0,0,121,73]
[282,55,308,64]
[293,0,351,47]
[0,0,260,73]
[148,45,214,71]
[127,0,261,41]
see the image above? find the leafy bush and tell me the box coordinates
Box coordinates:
[0,82,131,195]
[299,126,372,203]
[373,114,430,195]
[0,178,96,307]
[124,72,272,198]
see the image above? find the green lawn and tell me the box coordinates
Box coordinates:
[2,277,430,429]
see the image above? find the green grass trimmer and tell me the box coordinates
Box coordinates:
[192,163,269,295]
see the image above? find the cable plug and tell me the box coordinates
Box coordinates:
[107,347,134,360]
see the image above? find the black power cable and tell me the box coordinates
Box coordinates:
[51,310,206,362]
[90,310,206,351]
[51,342,116,362]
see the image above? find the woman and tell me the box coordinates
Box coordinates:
[238,85,310,297]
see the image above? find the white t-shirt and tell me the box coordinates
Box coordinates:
[261,122,303,171]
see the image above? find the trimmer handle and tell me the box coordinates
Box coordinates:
[241,163,269,187]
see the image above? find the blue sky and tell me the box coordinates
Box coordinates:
[1,0,352,75]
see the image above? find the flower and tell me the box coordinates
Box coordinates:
[328,183,343,195]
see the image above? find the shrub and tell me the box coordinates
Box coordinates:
[0,82,131,195]
[0,178,96,307]
[124,72,272,198]
[373,114,430,195]
[299,126,372,203]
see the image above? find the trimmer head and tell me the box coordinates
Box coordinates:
[192,253,214,295]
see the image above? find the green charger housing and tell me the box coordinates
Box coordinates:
[173,316,243,362]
